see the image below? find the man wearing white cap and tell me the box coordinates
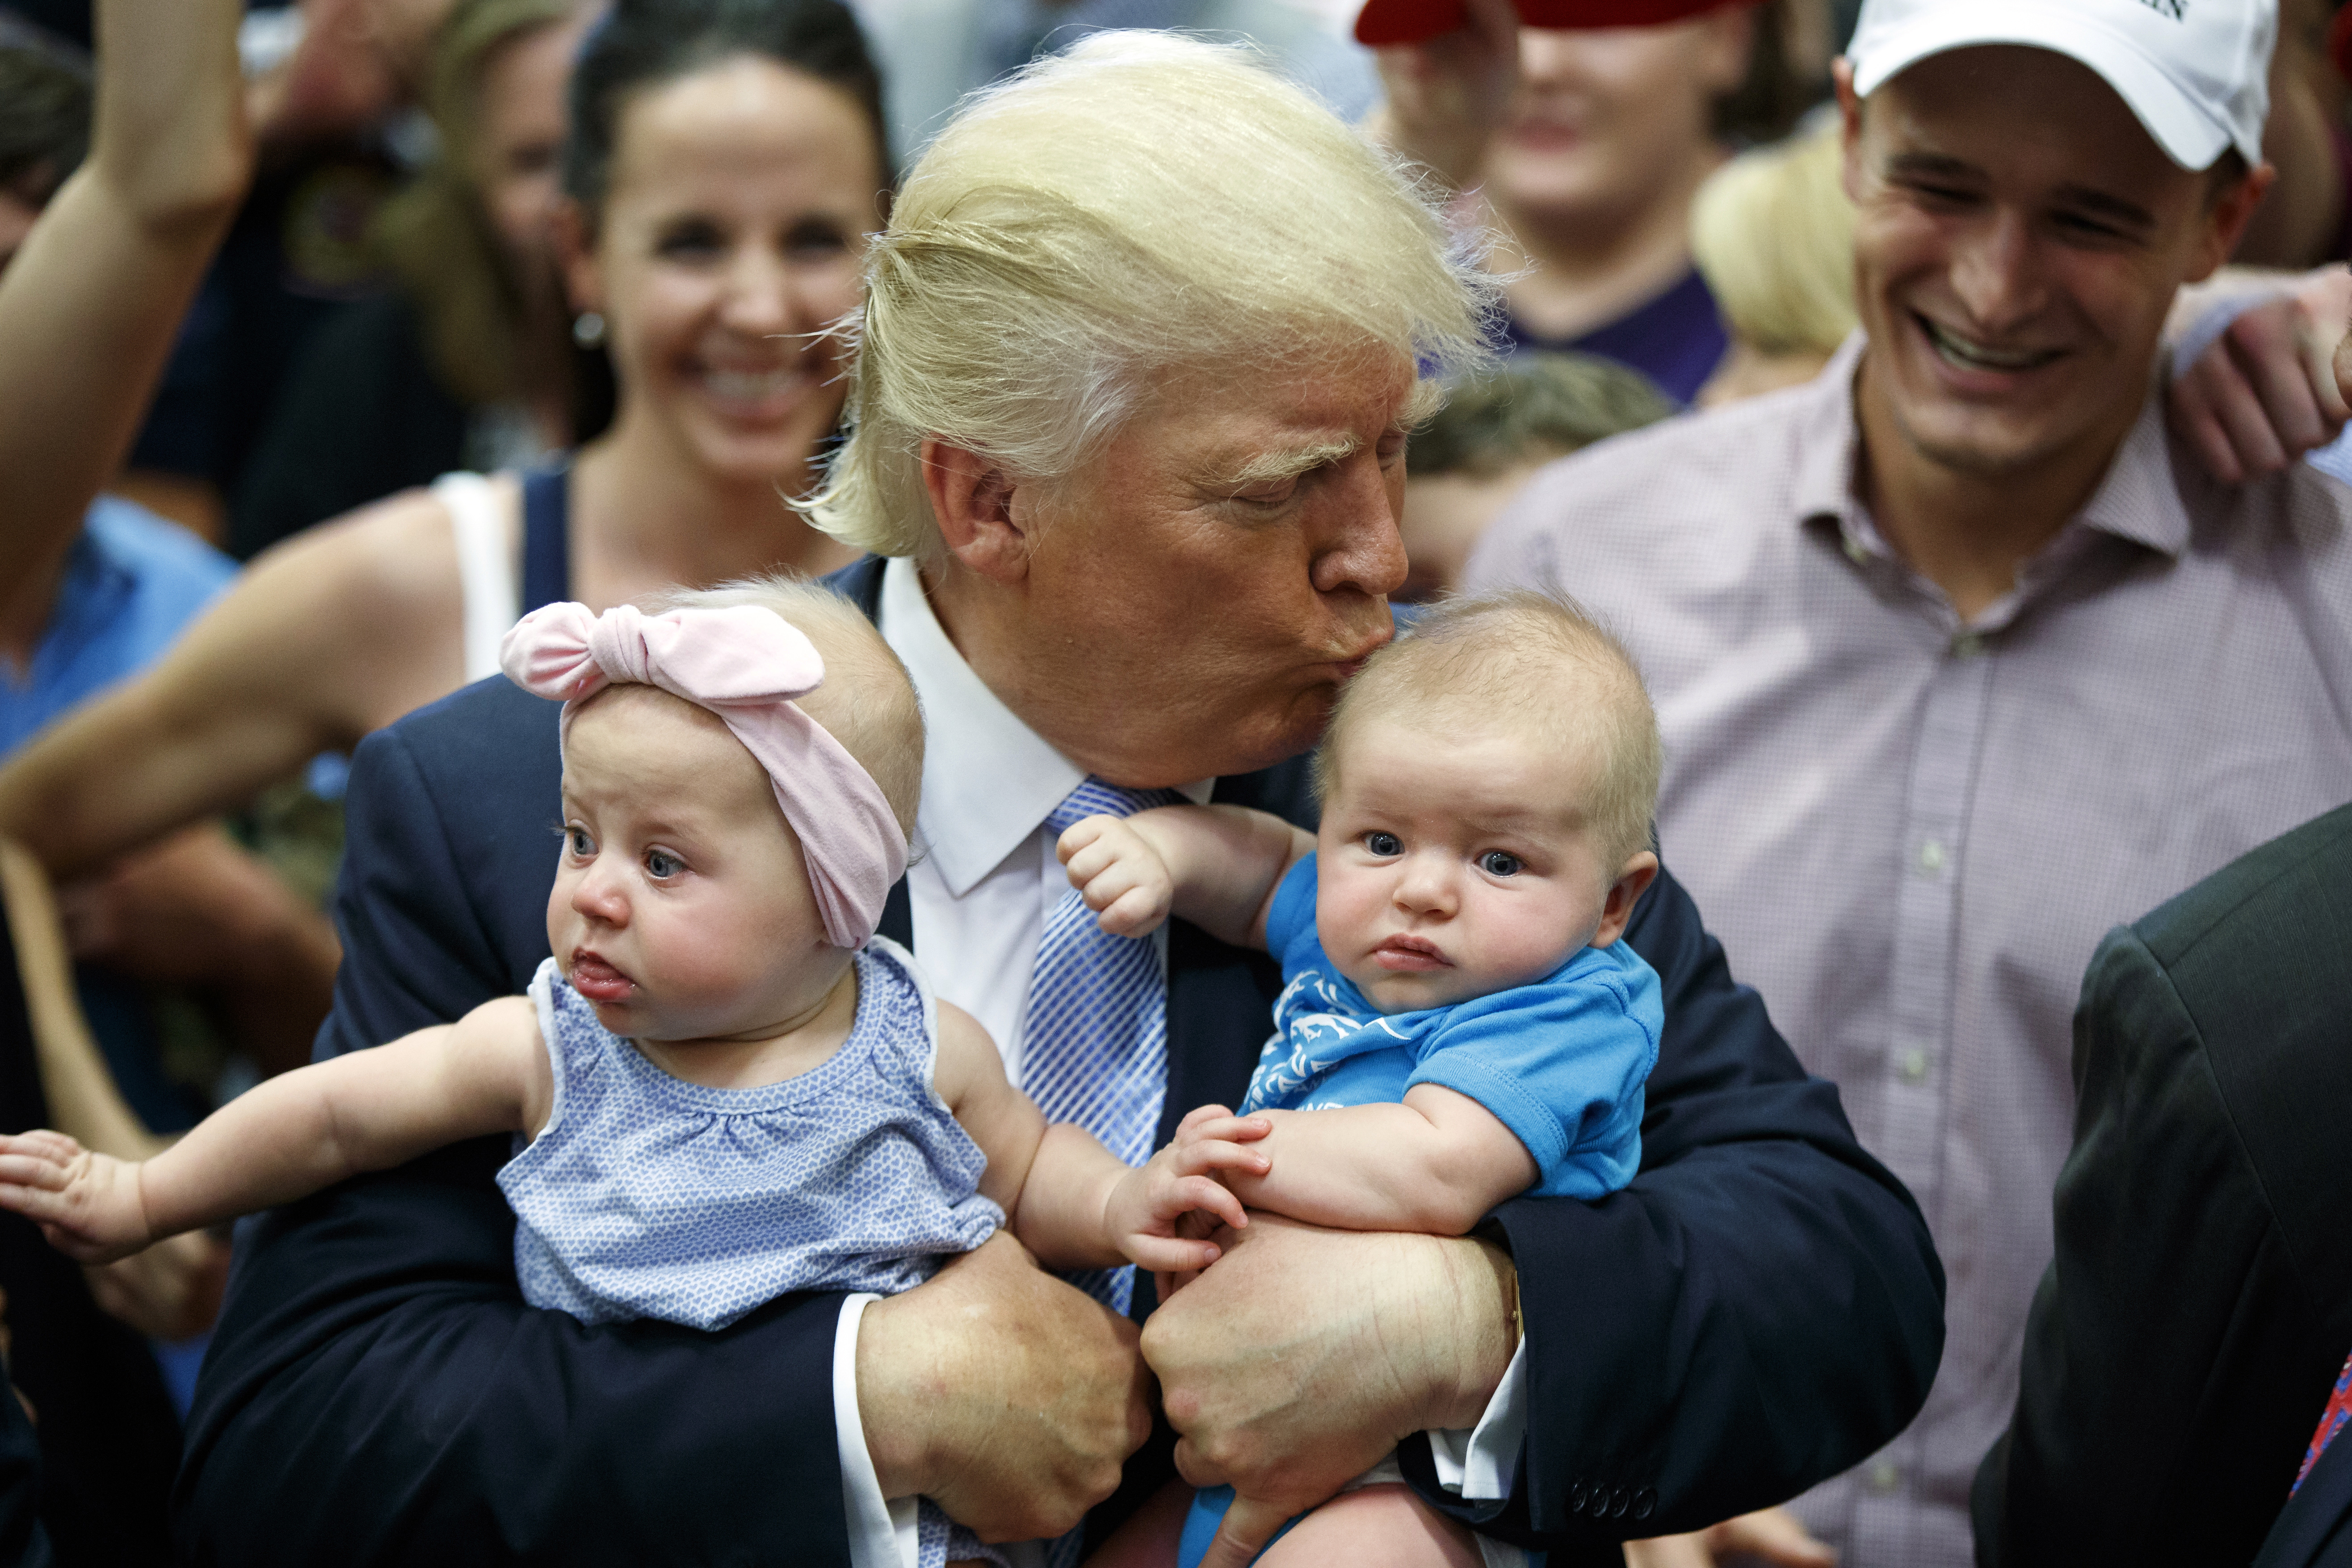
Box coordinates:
[1466,0,2352,1562]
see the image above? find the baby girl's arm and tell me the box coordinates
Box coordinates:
[1218,1085,1539,1236]
[0,996,551,1262]
[932,1003,1266,1273]
[1058,804,1312,950]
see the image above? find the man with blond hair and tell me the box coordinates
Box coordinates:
[1470,0,2352,1562]
[179,30,1942,1566]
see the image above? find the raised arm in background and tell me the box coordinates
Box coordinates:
[0,0,250,660]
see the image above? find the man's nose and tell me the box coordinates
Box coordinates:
[1949,208,2047,335]
[1310,453,1409,600]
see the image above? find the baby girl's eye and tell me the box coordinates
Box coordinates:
[1364,831,1402,858]
[644,849,683,879]
[566,826,595,857]
[1479,851,1523,877]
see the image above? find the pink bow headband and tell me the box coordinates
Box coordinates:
[501,601,909,949]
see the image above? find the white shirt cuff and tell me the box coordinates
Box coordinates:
[835,1294,921,1568]
[1427,1338,1527,1503]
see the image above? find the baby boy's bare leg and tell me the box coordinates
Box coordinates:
[1256,1484,1484,1568]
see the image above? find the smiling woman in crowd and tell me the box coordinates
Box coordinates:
[0,0,880,920]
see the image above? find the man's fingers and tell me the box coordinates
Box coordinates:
[1197,1495,1296,1568]
[2227,313,2328,456]
[2200,356,2292,476]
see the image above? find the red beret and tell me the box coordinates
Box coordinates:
[1356,0,1748,47]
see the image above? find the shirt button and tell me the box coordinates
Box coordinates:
[1915,839,1948,876]
[1950,630,1985,658]
[1898,1048,1929,1084]
[1868,1459,1902,1493]
[1843,533,1869,565]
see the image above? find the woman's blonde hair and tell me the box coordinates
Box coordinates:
[802,30,1499,560]
[1688,113,1856,360]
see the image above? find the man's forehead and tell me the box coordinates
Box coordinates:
[1863,46,2188,200]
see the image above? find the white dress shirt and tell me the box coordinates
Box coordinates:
[836,557,1525,1568]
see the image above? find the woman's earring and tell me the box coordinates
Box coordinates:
[572,311,606,348]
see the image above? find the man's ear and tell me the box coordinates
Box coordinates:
[553,197,601,317]
[1834,58,1867,205]
[1591,850,1660,949]
[2187,163,2278,284]
[921,438,1035,585]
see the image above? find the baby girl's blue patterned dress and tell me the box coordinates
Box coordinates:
[497,937,1007,1565]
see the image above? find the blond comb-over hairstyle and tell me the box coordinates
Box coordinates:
[1317,592,1663,875]
[801,30,1500,560]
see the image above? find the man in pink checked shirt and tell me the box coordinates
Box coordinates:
[1463,0,2352,1563]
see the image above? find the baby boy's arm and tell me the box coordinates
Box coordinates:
[1208,1085,1539,1237]
[1059,804,1312,950]
[932,1002,1264,1274]
[0,996,552,1262]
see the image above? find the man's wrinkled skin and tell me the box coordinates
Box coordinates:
[1146,1216,1517,1568]
[858,1232,1155,1543]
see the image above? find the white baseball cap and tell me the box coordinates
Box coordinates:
[1847,0,2275,171]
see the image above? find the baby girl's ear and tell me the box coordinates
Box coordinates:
[1591,851,1660,949]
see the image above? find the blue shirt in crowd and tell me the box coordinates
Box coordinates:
[1243,854,1663,1200]
[1,496,235,754]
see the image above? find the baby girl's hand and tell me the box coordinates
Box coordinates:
[1104,1105,1271,1278]
[0,1131,154,1263]
[1057,814,1176,937]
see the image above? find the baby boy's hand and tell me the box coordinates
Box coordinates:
[1104,1105,1271,1281]
[1057,814,1176,937]
[0,1131,154,1264]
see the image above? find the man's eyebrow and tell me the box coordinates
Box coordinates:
[2053,183,2157,231]
[1205,432,1362,488]
[1884,151,1983,184]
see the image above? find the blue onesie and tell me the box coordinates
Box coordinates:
[1178,855,1664,1565]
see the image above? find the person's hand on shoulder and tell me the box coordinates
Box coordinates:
[2167,264,2352,482]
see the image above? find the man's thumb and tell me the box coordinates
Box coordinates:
[1197,1494,1295,1568]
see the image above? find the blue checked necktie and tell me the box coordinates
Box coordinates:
[1023,777,1185,1315]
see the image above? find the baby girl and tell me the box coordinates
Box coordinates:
[0,578,1263,1568]
[1058,590,1667,1568]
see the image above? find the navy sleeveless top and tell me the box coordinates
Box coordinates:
[520,463,571,613]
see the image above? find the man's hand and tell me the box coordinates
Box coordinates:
[2167,265,2352,482]
[856,1230,1152,1543]
[1144,1213,1517,1568]
[1058,814,1177,937]
[1104,1106,1268,1275]
[1624,1507,1837,1568]
[1361,0,1521,192]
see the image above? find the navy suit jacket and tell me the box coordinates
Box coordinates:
[177,559,1943,1564]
